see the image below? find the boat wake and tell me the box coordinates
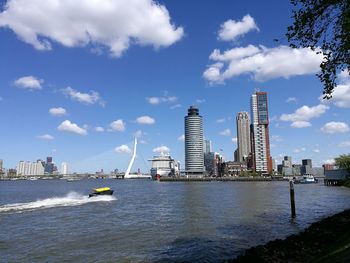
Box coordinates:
[0,191,116,213]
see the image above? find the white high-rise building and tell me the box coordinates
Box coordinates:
[61,162,69,175]
[236,112,251,162]
[16,160,45,176]
[251,92,272,173]
[185,106,204,176]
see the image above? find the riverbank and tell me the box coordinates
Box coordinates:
[159,176,288,182]
[231,208,350,262]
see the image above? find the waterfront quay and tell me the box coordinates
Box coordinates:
[159,176,288,182]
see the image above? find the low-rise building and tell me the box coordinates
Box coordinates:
[223,161,248,176]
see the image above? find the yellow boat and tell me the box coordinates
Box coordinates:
[88,187,114,197]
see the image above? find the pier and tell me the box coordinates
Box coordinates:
[324,169,350,186]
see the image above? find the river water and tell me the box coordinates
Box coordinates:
[1,179,349,262]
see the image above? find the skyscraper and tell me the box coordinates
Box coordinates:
[185,106,204,175]
[250,92,272,173]
[45,156,54,174]
[203,139,212,154]
[236,111,251,162]
[61,162,69,175]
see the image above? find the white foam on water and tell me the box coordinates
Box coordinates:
[0,191,116,213]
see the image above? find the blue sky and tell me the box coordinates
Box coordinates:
[0,0,349,173]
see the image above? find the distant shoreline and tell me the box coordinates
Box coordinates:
[159,176,289,182]
[230,208,350,262]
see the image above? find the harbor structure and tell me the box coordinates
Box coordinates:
[124,138,152,179]
[185,106,204,176]
[250,91,272,174]
[236,111,251,163]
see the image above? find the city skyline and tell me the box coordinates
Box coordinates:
[0,0,349,173]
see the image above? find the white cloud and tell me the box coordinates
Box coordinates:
[203,62,224,83]
[170,104,181,109]
[147,97,161,104]
[136,115,155,125]
[338,141,350,147]
[320,70,350,108]
[323,159,335,165]
[0,0,184,57]
[14,76,43,90]
[216,118,226,123]
[231,137,237,143]
[271,135,282,142]
[146,95,177,105]
[37,134,54,140]
[219,128,231,136]
[95,127,104,132]
[218,14,259,41]
[293,147,306,153]
[196,99,206,104]
[178,134,185,141]
[110,120,126,132]
[291,121,311,128]
[114,145,131,154]
[280,104,328,128]
[313,149,320,153]
[62,87,104,106]
[57,120,87,135]
[286,97,297,103]
[203,45,323,84]
[49,107,67,116]
[320,122,349,134]
[133,130,143,138]
[153,146,170,153]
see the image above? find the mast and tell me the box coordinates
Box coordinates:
[125,137,137,177]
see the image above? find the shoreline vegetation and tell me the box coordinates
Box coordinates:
[230,208,350,263]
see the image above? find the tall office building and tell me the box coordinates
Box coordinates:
[302,159,312,167]
[203,139,212,154]
[282,156,292,168]
[185,106,204,175]
[236,111,251,162]
[61,162,69,175]
[301,159,313,175]
[45,156,54,174]
[250,92,272,173]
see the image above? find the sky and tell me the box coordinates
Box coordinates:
[0,0,349,173]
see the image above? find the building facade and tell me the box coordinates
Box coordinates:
[250,92,272,173]
[185,106,204,175]
[236,111,251,163]
[45,156,54,174]
[16,160,45,176]
[203,139,212,154]
[61,162,69,175]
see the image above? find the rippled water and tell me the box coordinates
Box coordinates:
[1,179,350,262]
